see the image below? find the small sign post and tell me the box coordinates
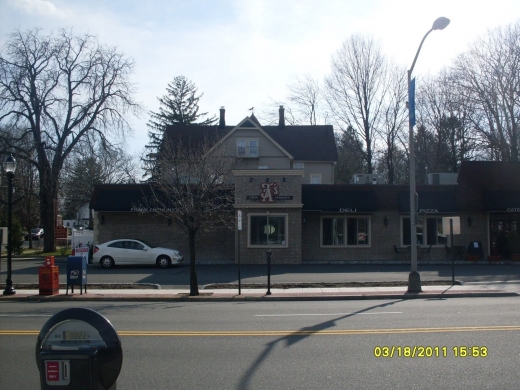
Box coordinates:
[237,210,242,295]
[443,217,461,285]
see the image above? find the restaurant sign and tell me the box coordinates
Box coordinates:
[246,182,293,203]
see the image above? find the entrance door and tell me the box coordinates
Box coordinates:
[489,215,519,257]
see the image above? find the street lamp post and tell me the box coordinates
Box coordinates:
[408,17,450,293]
[3,154,17,295]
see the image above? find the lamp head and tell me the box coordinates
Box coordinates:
[432,17,450,31]
[5,154,16,175]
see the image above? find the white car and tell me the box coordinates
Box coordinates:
[93,239,183,269]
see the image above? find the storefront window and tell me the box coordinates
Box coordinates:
[249,215,287,246]
[322,218,344,245]
[322,216,370,246]
[402,217,448,246]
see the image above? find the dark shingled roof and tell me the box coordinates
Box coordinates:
[162,122,338,162]
[263,125,337,162]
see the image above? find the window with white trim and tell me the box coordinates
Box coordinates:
[402,216,449,246]
[249,214,287,247]
[321,216,370,246]
[310,173,322,184]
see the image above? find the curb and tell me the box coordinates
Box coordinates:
[2,291,517,302]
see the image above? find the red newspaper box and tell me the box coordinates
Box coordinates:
[39,256,59,295]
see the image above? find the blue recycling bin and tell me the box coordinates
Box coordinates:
[66,256,87,294]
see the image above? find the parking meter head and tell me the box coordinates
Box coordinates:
[36,307,122,389]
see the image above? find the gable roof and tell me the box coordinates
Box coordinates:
[162,116,337,162]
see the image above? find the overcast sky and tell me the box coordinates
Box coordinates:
[2,0,520,157]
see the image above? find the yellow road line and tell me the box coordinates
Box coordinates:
[2,325,520,337]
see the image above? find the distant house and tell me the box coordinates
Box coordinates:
[63,203,90,229]
[91,107,520,264]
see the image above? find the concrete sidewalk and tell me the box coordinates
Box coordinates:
[1,284,517,302]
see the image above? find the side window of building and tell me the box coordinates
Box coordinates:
[310,174,322,184]
[402,217,449,246]
[249,214,287,247]
[321,216,370,246]
[249,140,259,157]
[293,162,304,169]
[237,140,246,156]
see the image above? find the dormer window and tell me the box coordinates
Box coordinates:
[237,139,259,158]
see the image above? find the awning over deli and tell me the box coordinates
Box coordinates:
[399,190,457,213]
[302,187,376,213]
[483,191,520,212]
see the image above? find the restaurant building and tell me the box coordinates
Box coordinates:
[90,108,520,264]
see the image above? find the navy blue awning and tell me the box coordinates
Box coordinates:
[399,191,457,213]
[483,191,520,212]
[302,188,376,213]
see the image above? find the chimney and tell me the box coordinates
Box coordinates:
[219,106,226,128]
[278,105,285,128]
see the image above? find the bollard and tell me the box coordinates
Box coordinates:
[266,249,272,295]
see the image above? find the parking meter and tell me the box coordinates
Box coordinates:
[36,308,122,390]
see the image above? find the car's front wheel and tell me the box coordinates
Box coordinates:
[156,255,171,268]
[100,256,115,269]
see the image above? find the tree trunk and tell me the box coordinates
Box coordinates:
[188,228,199,296]
[40,170,58,253]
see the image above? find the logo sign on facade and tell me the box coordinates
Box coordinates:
[260,182,279,202]
[507,208,520,212]
[340,208,357,213]
[245,182,293,202]
[419,209,439,213]
[237,210,242,231]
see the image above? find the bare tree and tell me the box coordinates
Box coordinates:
[379,65,408,184]
[287,75,323,126]
[452,21,520,161]
[0,28,140,252]
[61,144,138,226]
[325,34,389,173]
[416,70,480,176]
[142,133,238,296]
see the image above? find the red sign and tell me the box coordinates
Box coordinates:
[55,226,67,240]
[46,361,60,381]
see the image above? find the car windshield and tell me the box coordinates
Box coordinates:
[32,228,41,233]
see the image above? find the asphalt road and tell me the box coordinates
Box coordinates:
[1,298,520,389]
[3,257,520,289]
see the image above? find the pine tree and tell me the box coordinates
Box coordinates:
[142,76,216,179]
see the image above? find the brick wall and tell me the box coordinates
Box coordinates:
[93,211,234,263]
